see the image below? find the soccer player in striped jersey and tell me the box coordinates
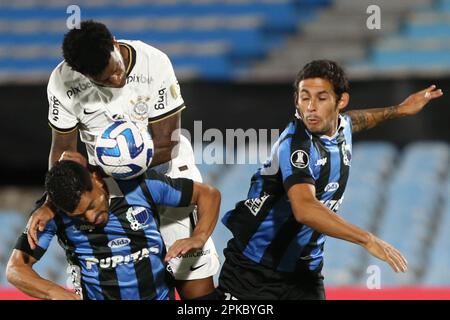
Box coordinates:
[217,60,443,300]
[6,155,220,300]
[24,20,220,299]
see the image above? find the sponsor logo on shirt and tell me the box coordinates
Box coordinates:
[320,198,343,213]
[154,88,167,110]
[170,82,181,100]
[85,246,160,269]
[108,237,131,249]
[66,81,92,99]
[244,194,270,216]
[50,96,61,122]
[315,157,327,167]
[324,182,339,193]
[181,249,210,259]
[126,74,153,85]
[341,142,351,166]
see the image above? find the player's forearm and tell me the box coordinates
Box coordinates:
[148,112,181,167]
[6,264,69,300]
[293,199,371,247]
[191,185,221,243]
[150,141,178,167]
[49,129,78,169]
[345,105,403,133]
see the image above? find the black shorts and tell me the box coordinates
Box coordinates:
[216,240,325,300]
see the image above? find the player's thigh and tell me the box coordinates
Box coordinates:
[159,205,220,281]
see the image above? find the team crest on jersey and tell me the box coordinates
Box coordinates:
[129,96,150,121]
[341,142,351,166]
[291,150,309,169]
[126,206,150,231]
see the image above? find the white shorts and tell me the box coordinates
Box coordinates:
[153,135,220,280]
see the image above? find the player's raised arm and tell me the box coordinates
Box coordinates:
[345,85,444,133]
[164,182,221,262]
[148,112,181,167]
[49,129,78,169]
[288,183,408,273]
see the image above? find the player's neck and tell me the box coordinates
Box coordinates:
[119,44,130,73]
[322,116,340,138]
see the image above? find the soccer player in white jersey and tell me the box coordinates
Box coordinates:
[26,20,220,300]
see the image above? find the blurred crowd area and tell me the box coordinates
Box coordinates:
[1,0,450,82]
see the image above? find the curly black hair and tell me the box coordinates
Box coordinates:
[45,160,93,213]
[62,20,114,76]
[293,60,349,103]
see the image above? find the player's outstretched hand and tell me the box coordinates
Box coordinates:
[364,233,408,273]
[164,235,206,262]
[397,85,443,116]
[26,203,55,250]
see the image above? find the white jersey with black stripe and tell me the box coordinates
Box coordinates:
[46,39,185,165]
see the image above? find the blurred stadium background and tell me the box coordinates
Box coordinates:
[0,0,449,299]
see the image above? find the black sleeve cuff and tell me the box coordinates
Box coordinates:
[14,233,46,260]
[177,178,194,207]
[283,174,315,192]
[48,122,78,133]
[148,103,185,123]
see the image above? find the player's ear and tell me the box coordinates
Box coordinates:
[91,171,104,188]
[337,92,350,111]
[112,37,119,49]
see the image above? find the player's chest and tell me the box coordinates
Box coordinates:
[312,141,352,188]
[74,83,165,130]
[64,206,162,250]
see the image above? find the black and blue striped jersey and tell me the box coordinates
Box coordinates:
[15,171,193,300]
[223,114,353,273]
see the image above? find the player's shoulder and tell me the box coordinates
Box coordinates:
[120,39,171,63]
[339,113,352,132]
[279,118,311,147]
[47,60,87,94]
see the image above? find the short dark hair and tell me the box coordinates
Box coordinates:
[62,20,114,76]
[45,161,93,213]
[293,60,349,102]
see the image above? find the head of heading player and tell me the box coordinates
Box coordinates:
[293,60,350,137]
[45,161,110,227]
[62,20,128,88]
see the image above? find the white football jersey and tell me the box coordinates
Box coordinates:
[47,40,185,165]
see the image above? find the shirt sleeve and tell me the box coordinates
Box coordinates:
[278,135,317,192]
[144,171,193,207]
[342,113,353,132]
[47,72,78,133]
[14,220,57,261]
[148,53,185,123]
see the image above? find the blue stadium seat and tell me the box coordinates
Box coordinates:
[0,0,327,80]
